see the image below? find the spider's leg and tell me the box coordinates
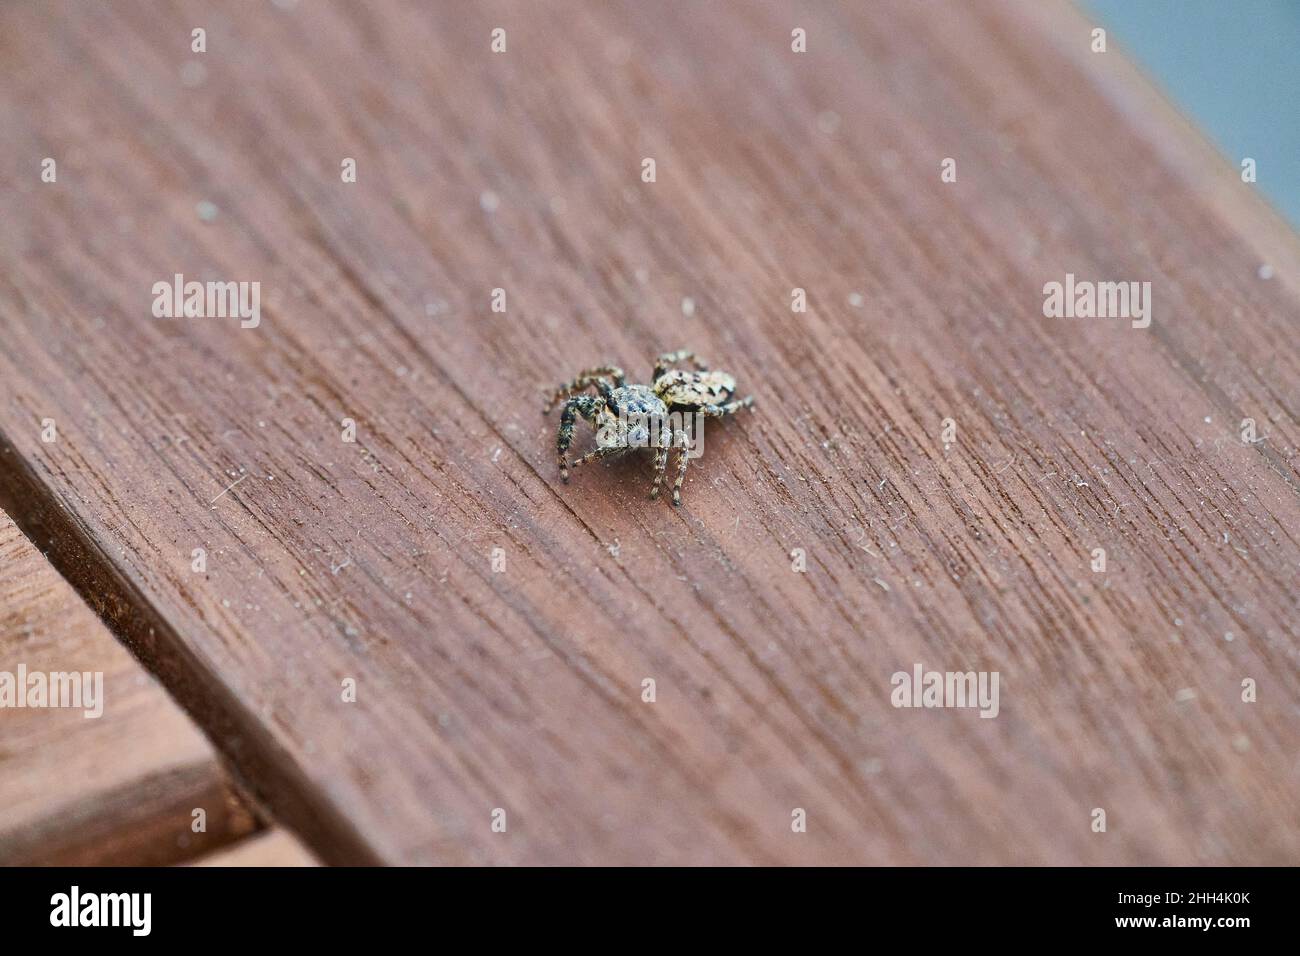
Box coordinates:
[556,395,601,480]
[701,395,755,417]
[649,435,671,499]
[671,429,693,506]
[570,446,626,470]
[543,365,626,414]
[652,350,708,379]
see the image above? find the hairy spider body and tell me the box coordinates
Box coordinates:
[544,350,754,505]
[597,385,669,448]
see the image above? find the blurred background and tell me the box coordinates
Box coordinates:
[1085,0,1300,229]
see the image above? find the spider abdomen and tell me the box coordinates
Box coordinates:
[653,370,736,407]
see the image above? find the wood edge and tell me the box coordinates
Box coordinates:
[0,437,383,865]
[188,827,322,867]
[0,760,258,867]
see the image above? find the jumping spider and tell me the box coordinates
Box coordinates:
[543,350,754,505]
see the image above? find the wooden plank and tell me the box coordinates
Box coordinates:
[190,828,319,867]
[0,0,1296,865]
[0,513,256,865]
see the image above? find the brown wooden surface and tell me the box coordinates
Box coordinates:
[0,0,1296,865]
[0,513,256,865]
[191,828,319,868]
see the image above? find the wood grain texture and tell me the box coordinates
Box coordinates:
[191,828,319,867]
[0,0,1296,865]
[0,513,256,865]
